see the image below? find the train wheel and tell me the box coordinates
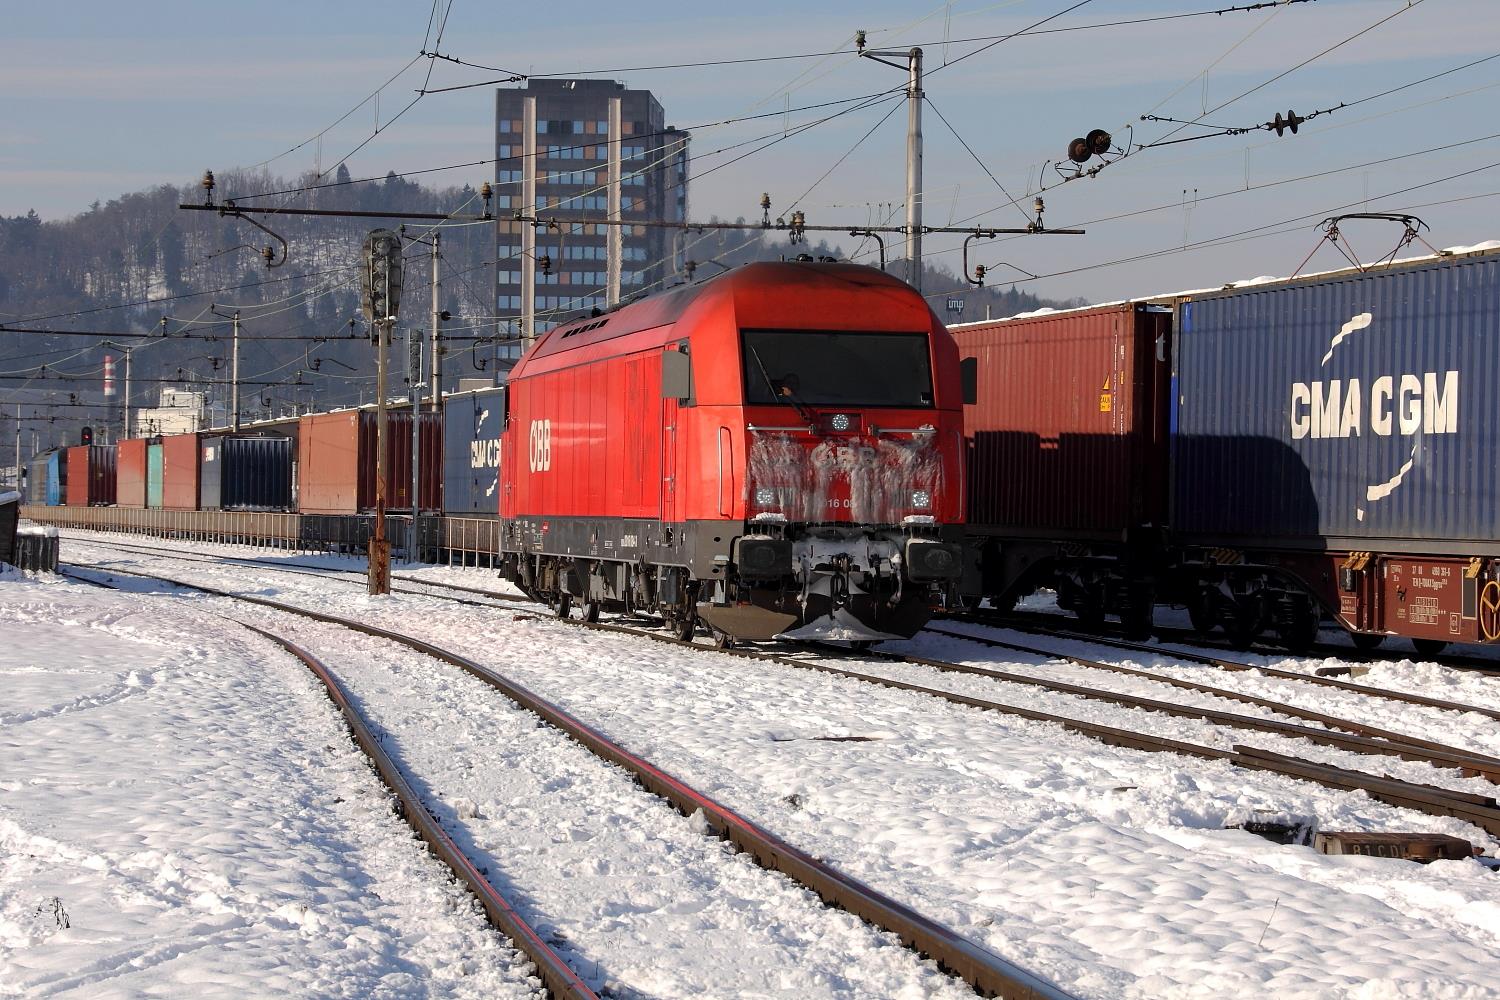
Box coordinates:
[1188,597,1218,635]
[664,612,695,642]
[1119,586,1155,641]
[1350,632,1385,651]
[1226,596,1265,650]
[582,600,601,624]
[711,628,734,650]
[551,592,572,619]
[1411,638,1448,658]
[1275,599,1319,655]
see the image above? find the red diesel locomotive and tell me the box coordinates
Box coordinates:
[497,260,970,643]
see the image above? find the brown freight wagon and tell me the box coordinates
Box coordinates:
[298,408,441,515]
[117,438,147,508]
[951,301,1172,634]
[161,432,200,510]
[65,444,117,507]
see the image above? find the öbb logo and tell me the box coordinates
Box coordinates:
[528,419,552,472]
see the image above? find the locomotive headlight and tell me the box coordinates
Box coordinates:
[829,412,851,432]
[910,489,932,510]
[754,486,778,508]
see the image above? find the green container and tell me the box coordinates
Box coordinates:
[146,442,164,509]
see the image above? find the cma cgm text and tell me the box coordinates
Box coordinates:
[1289,371,1458,440]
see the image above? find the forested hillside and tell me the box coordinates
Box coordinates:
[1,166,1079,445]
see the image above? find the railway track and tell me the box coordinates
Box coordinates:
[61,534,530,605]
[944,611,1500,723]
[65,541,1500,845]
[62,557,1072,1000]
[67,572,597,999]
[973,607,1500,676]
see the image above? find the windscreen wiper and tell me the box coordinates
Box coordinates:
[748,345,816,425]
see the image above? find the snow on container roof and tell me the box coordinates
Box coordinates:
[948,240,1500,330]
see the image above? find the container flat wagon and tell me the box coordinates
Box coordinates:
[953,301,1172,634]
[1172,246,1500,651]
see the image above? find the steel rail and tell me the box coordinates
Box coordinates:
[918,624,1500,782]
[950,611,1500,723]
[64,536,530,603]
[239,623,600,1000]
[54,565,598,999]
[71,553,1500,793]
[65,550,1500,838]
[495,609,1500,838]
[62,560,1074,1000]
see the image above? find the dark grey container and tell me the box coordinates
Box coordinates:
[442,387,504,517]
[1171,246,1500,554]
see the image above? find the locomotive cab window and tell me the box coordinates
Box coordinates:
[741,330,933,408]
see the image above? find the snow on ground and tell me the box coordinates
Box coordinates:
[907,624,1500,765]
[56,533,1500,999]
[250,614,973,1000]
[0,573,543,999]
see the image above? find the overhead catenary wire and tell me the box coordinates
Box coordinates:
[1144,0,1430,149]
[420,0,1310,95]
[950,159,1500,293]
[847,129,1500,277]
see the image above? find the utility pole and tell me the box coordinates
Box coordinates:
[122,347,133,439]
[906,47,924,291]
[429,231,442,410]
[861,43,925,290]
[407,326,422,564]
[362,228,403,595]
[607,96,623,307]
[374,313,390,591]
[231,311,241,432]
[521,95,538,344]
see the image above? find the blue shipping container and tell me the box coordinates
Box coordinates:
[1172,247,1500,551]
[443,387,504,516]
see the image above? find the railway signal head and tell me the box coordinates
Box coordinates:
[360,228,405,325]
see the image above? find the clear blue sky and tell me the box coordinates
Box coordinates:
[3,0,1497,303]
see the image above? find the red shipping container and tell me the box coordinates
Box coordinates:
[117,438,147,508]
[298,409,440,514]
[298,411,361,514]
[953,302,1172,540]
[65,445,117,506]
[356,410,442,513]
[161,432,200,510]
